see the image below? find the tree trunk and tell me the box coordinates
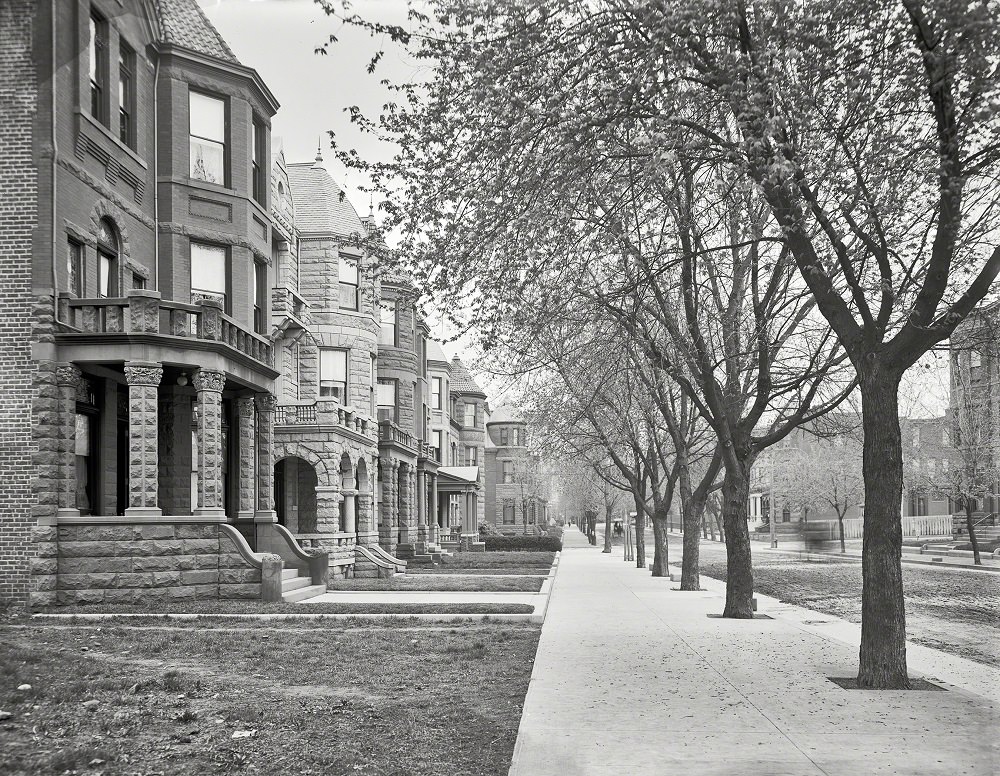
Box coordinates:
[635,509,646,569]
[965,502,982,566]
[721,463,753,618]
[858,373,909,689]
[650,515,669,576]
[603,505,613,554]
[681,491,706,591]
[837,510,846,554]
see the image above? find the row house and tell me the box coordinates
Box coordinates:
[484,405,549,535]
[0,0,315,607]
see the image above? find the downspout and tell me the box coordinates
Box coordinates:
[50,0,60,325]
[152,54,159,288]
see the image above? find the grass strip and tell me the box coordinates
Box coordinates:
[32,601,535,616]
[327,576,544,592]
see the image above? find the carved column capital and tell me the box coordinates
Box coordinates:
[237,396,256,417]
[193,369,225,393]
[55,363,83,388]
[255,392,278,412]
[124,361,163,387]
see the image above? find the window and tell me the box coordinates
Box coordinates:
[464,402,476,428]
[466,446,478,466]
[432,376,442,410]
[189,91,226,185]
[500,427,509,445]
[319,349,348,402]
[502,460,514,484]
[528,504,536,524]
[96,219,119,298]
[433,430,442,454]
[339,257,359,310]
[252,117,266,204]
[118,42,135,148]
[89,11,108,126]
[190,242,228,310]
[132,273,145,290]
[67,239,83,297]
[369,355,377,416]
[502,502,515,525]
[377,379,397,422]
[379,303,396,346]
[253,260,267,334]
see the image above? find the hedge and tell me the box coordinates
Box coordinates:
[482,536,562,552]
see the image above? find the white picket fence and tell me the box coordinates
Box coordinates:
[810,515,952,540]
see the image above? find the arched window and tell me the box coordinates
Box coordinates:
[96,218,119,298]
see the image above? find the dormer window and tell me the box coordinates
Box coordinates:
[190,91,226,185]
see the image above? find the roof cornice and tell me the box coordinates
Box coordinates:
[153,43,280,114]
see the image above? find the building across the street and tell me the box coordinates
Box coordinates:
[0,0,482,608]
[484,405,548,535]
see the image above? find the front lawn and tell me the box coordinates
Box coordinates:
[328,576,544,593]
[0,619,541,775]
[441,552,556,569]
[407,568,548,576]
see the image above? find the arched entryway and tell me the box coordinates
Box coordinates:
[274,456,318,533]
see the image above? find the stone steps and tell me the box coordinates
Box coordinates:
[280,568,325,603]
[281,583,327,603]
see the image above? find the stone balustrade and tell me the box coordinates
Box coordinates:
[274,399,375,437]
[59,291,273,368]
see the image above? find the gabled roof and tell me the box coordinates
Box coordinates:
[487,404,524,425]
[286,156,366,237]
[449,356,486,397]
[427,339,451,366]
[155,0,240,64]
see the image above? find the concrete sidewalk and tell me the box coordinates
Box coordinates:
[509,529,999,775]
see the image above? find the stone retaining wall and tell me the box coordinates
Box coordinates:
[33,523,262,606]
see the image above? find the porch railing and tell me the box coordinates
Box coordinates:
[59,291,273,368]
[379,419,416,450]
[275,399,374,438]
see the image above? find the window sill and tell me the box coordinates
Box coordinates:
[177,176,238,198]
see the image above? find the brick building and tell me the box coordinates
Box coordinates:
[484,405,548,535]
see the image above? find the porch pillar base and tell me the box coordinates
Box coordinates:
[193,507,226,519]
[254,510,278,524]
[56,508,81,519]
[124,506,162,518]
[236,510,256,522]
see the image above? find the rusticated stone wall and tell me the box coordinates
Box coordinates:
[49,523,262,606]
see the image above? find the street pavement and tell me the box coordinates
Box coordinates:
[508,528,999,776]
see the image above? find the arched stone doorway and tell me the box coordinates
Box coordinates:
[274,456,318,534]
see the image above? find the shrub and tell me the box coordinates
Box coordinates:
[951,540,1000,553]
[482,535,562,552]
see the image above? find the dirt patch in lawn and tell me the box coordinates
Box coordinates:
[327,576,544,592]
[34,601,535,616]
[0,620,541,775]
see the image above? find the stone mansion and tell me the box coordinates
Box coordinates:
[0,0,531,608]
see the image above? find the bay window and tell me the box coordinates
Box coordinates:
[319,349,348,402]
[190,242,228,310]
[339,256,359,310]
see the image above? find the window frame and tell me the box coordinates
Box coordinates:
[118,40,136,148]
[465,445,478,466]
[499,427,509,445]
[96,218,120,298]
[253,259,267,334]
[319,348,349,403]
[379,301,397,347]
[377,378,398,422]
[252,116,266,205]
[339,256,360,311]
[464,402,476,428]
[431,376,442,410]
[188,89,228,186]
[502,460,514,484]
[189,240,230,313]
[502,501,516,525]
[89,10,109,127]
[67,239,84,297]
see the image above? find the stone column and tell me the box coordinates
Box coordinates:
[254,392,277,522]
[124,361,163,517]
[55,364,83,519]
[397,462,411,545]
[315,485,342,533]
[193,368,225,518]
[356,493,373,543]
[415,469,427,545]
[342,490,357,533]
[236,396,256,521]
[428,473,439,545]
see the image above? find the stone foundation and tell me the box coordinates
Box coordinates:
[33,522,263,607]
